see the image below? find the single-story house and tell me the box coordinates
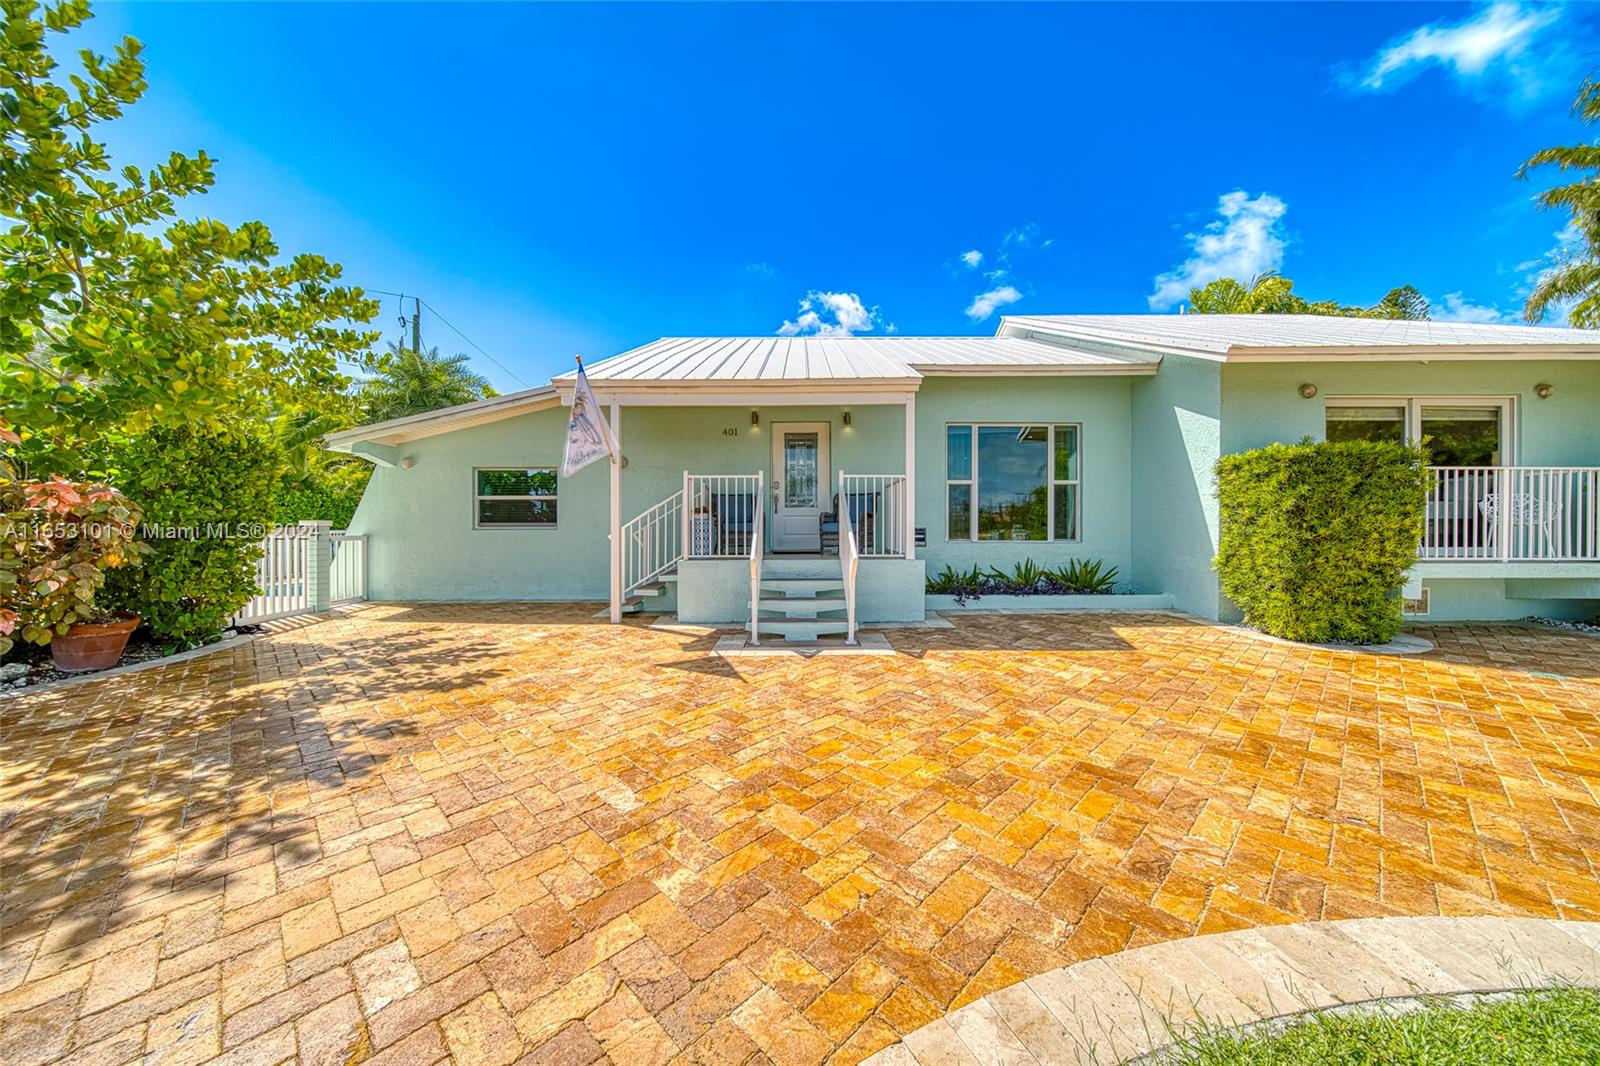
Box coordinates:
[328,314,1600,640]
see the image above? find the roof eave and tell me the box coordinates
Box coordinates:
[324,385,560,451]
[1223,345,1600,363]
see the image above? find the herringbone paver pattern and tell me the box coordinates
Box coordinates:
[1,604,1597,1065]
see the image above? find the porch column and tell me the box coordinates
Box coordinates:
[609,401,623,623]
[904,393,916,559]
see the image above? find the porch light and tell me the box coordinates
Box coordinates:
[842,410,853,427]
[1535,383,1553,399]
[750,409,760,427]
[1298,383,1318,399]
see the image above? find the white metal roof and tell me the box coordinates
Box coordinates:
[554,335,1159,385]
[1002,314,1600,360]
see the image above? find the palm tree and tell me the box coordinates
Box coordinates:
[1520,76,1600,327]
[358,344,498,423]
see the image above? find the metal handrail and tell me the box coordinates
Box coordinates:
[838,471,859,644]
[621,490,684,593]
[748,471,765,645]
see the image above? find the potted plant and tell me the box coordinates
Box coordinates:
[1,475,151,673]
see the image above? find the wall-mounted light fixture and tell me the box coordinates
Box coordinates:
[842,410,853,427]
[750,410,760,427]
[1535,383,1554,399]
[1298,383,1318,399]
[399,456,415,469]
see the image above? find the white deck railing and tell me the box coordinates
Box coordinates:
[838,472,859,645]
[838,473,908,557]
[748,485,765,645]
[684,473,765,558]
[234,527,312,623]
[621,491,683,594]
[1422,466,1600,561]
[329,533,367,604]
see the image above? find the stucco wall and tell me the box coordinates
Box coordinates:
[1129,354,1224,618]
[913,376,1136,589]
[1220,359,1600,621]
[346,402,910,602]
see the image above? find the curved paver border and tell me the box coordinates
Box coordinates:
[863,917,1600,1065]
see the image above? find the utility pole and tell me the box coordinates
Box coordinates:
[412,297,422,354]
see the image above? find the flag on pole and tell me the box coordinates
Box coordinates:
[562,356,617,477]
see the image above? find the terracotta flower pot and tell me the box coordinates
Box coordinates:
[50,613,140,673]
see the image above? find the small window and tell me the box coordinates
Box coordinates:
[475,468,557,528]
[945,424,1081,542]
[1326,405,1406,444]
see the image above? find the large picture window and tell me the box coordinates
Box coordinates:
[945,424,1080,541]
[475,468,557,527]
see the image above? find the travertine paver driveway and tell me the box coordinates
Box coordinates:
[2,605,1598,1066]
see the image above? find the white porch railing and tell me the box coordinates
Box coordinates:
[838,474,908,557]
[1422,466,1600,561]
[329,533,367,604]
[621,492,683,594]
[234,527,312,623]
[838,472,860,644]
[748,488,765,645]
[684,473,765,558]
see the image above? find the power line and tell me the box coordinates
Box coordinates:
[362,288,532,389]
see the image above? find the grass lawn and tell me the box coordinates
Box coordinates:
[1155,988,1600,1065]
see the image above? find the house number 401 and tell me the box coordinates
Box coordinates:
[722,428,739,437]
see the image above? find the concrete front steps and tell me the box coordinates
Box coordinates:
[753,557,850,643]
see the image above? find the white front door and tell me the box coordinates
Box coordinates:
[771,422,830,552]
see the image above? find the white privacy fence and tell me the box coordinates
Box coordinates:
[1422,466,1600,561]
[232,524,368,625]
[838,474,909,557]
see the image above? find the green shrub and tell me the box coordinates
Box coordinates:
[103,425,283,650]
[1215,438,1428,644]
[274,463,370,529]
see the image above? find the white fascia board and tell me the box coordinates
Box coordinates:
[1223,345,1600,363]
[552,381,923,407]
[909,362,1160,376]
[324,386,560,450]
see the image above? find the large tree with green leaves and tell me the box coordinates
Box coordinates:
[1520,76,1600,327]
[1187,273,1430,320]
[357,343,498,423]
[0,0,379,474]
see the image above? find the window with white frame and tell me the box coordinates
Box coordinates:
[1324,398,1509,467]
[945,424,1080,541]
[474,468,557,527]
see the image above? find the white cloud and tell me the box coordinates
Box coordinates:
[1001,223,1041,250]
[776,291,886,337]
[1148,191,1289,311]
[744,261,774,278]
[1432,292,1514,324]
[1513,220,1585,325]
[965,285,1023,321]
[1349,2,1564,98]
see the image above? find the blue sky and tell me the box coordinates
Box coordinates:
[75,2,1597,390]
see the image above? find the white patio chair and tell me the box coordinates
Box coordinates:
[1478,492,1563,558]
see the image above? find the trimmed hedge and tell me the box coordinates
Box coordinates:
[1215,438,1429,644]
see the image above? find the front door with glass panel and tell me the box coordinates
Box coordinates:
[771,423,830,552]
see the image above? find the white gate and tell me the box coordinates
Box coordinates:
[330,533,368,603]
[233,528,312,623]
[232,525,368,625]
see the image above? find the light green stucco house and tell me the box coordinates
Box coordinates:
[329,314,1600,640]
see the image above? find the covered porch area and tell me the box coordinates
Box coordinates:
[564,386,927,639]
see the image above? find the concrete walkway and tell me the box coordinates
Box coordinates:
[864,916,1600,1065]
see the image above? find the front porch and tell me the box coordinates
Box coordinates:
[587,393,925,642]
